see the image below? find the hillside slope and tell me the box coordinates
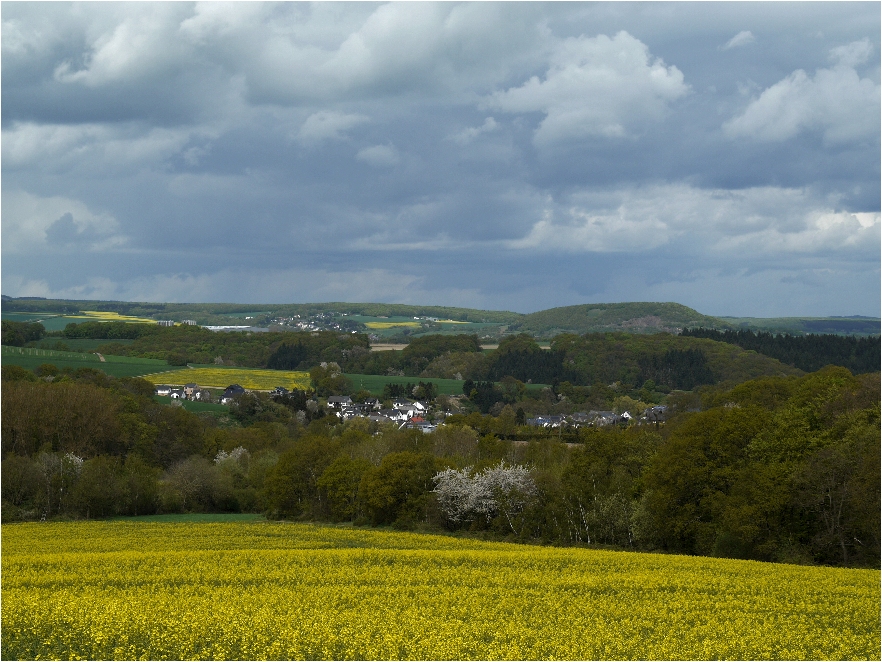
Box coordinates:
[551,332,802,388]
[513,302,726,337]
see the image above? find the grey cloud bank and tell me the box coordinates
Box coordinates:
[2,2,879,316]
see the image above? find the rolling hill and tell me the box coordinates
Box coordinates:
[2,297,878,338]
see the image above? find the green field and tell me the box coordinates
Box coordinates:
[28,338,136,351]
[1,346,168,378]
[2,521,878,660]
[0,312,83,332]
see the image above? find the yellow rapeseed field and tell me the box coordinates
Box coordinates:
[2,521,878,660]
[143,367,311,391]
[364,321,421,329]
[70,311,159,324]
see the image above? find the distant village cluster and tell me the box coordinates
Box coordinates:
[154,382,667,432]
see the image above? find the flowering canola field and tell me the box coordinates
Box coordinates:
[364,321,421,329]
[71,310,159,324]
[2,521,878,660]
[143,367,311,391]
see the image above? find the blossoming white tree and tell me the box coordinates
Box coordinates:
[433,461,536,534]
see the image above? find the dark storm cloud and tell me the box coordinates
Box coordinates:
[2,2,879,316]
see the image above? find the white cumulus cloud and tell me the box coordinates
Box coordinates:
[505,184,880,257]
[487,31,689,146]
[724,43,879,144]
[1,190,125,252]
[829,38,873,67]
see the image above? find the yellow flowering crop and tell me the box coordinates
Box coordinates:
[2,521,878,660]
[143,368,311,391]
[70,311,160,324]
[363,321,421,329]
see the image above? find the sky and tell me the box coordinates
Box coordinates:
[2,2,880,317]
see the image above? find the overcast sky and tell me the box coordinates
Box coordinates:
[2,2,879,316]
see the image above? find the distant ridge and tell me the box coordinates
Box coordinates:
[510,302,725,336]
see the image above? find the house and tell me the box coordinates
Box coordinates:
[526,415,567,428]
[363,397,382,411]
[183,383,198,399]
[220,384,246,404]
[270,386,289,397]
[337,404,371,421]
[378,408,410,422]
[194,388,213,402]
[155,385,172,396]
[587,410,622,426]
[569,412,591,426]
[641,405,667,424]
[169,389,185,400]
[327,395,353,409]
[403,417,436,433]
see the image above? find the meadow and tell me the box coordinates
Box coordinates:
[143,366,311,391]
[1,346,169,378]
[2,521,878,661]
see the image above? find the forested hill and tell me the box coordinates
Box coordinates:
[510,302,725,336]
[681,328,881,375]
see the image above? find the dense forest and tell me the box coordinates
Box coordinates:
[681,327,880,374]
[2,359,878,568]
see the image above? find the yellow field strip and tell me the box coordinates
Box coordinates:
[364,321,421,329]
[66,311,160,324]
[142,367,311,391]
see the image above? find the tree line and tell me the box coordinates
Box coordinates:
[681,327,880,374]
[2,360,878,568]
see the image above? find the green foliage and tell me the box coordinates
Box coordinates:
[316,454,373,522]
[262,436,341,518]
[2,365,39,383]
[309,362,352,397]
[513,302,725,337]
[682,327,880,374]
[400,334,482,374]
[266,340,308,370]
[2,321,46,346]
[62,321,159,340]
[1,341,877,568]
[640,367,880,565]
[488,334,572,383]
[94,326,370,370]
[552,332,800,389]
[359,451,439,527]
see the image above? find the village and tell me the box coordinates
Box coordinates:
[153,381,668,434]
